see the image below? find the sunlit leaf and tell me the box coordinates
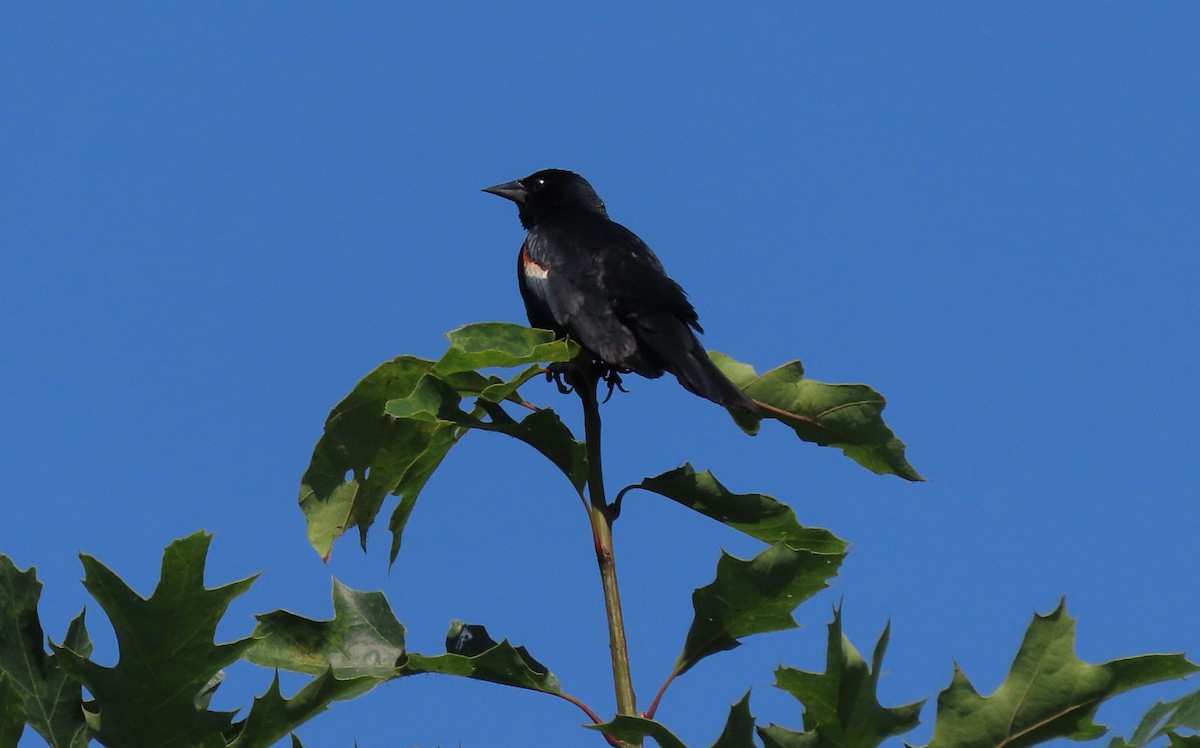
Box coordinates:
[709,352,922,481]
[676,542,843,676]
[52,533,256,748]
[401,621,560,695]
[246,580,405,679]
[299,356,461,560]
[764,606,923,747]
[0,555,90,748]
[923,600,1199,748]
[301,327,586,563]
[623,464,845,554]
[433,323,580,375]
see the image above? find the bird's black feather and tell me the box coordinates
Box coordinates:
[485,169,755,411]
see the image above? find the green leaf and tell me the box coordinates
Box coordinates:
[246,580,406,679]
[0,672,25,747]
[299,356,463,560]
[300,328,585,563]
[711,691,757,748]
[766,606,923,747]
[433,322,580,375]
[588,715,689,748]
[401,621,561,695]
[623,464,846,554]
[676,542,843,676]
[708,352,923,481]
[1109,688,1200,748]
[382,378,587,494]
[924,600,1200,748]
[52,533,256,748]
[0,554,91,748]
[226,671,379,748]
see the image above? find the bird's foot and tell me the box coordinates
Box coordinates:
[545,363,574,395]
[601,368,629,403]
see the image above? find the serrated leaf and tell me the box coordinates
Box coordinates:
[302,329,586,563]
[226,670,379,748]
[401,620,561,694]
[676,542,843,676]
[0,672,25,747]
[1109,688,1200,748]
[299,356,463,561]
[924,600,1199,748]
[626,464,846,554]
[52,533,256,748]
[711,691,756,748]
[709,352,922,481]
[246,580,405,678]
[382,378,587,494]
[769,607,923,747]
[0,555,90,748]
[588,715,689,748]
[433,322,579,374]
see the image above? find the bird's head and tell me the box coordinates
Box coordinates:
[483,169,608,229]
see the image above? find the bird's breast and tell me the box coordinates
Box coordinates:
[519,240,549,281]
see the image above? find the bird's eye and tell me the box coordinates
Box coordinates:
[535,177,546,186]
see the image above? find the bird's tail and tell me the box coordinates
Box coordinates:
[634,313,757,412]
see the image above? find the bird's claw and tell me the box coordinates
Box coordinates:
[545,363,574,394]
[601,368,629,403]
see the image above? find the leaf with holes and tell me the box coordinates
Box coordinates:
[401,621,560,695]
[923,600,1199,748]
[709,352,922,481]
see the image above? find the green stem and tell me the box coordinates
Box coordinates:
[573,363,639,734]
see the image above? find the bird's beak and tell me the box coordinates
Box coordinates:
[482,179,527,204]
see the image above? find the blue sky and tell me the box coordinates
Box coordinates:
[2,4,1197,747]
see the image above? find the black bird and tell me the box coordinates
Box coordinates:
[483,169,755,411]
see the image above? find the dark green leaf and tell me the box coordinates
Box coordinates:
[710,691,756,748]
[1109,688,1200,748]
[626,464,846,553]
[52,533,256,748]
[383,379,587,494]
[0,554,91,748]
[676,542,843,676]
[246,580,405,679]
[226,671,379,748]
[770,607,923,747]
[401,620,560,694]
[433,323,579,374]
[588,715,689,748]
[924,600,1199,748]
[709,352,923,481]
[0,673,25,747]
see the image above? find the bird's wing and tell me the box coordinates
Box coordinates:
[521,224,642,366]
